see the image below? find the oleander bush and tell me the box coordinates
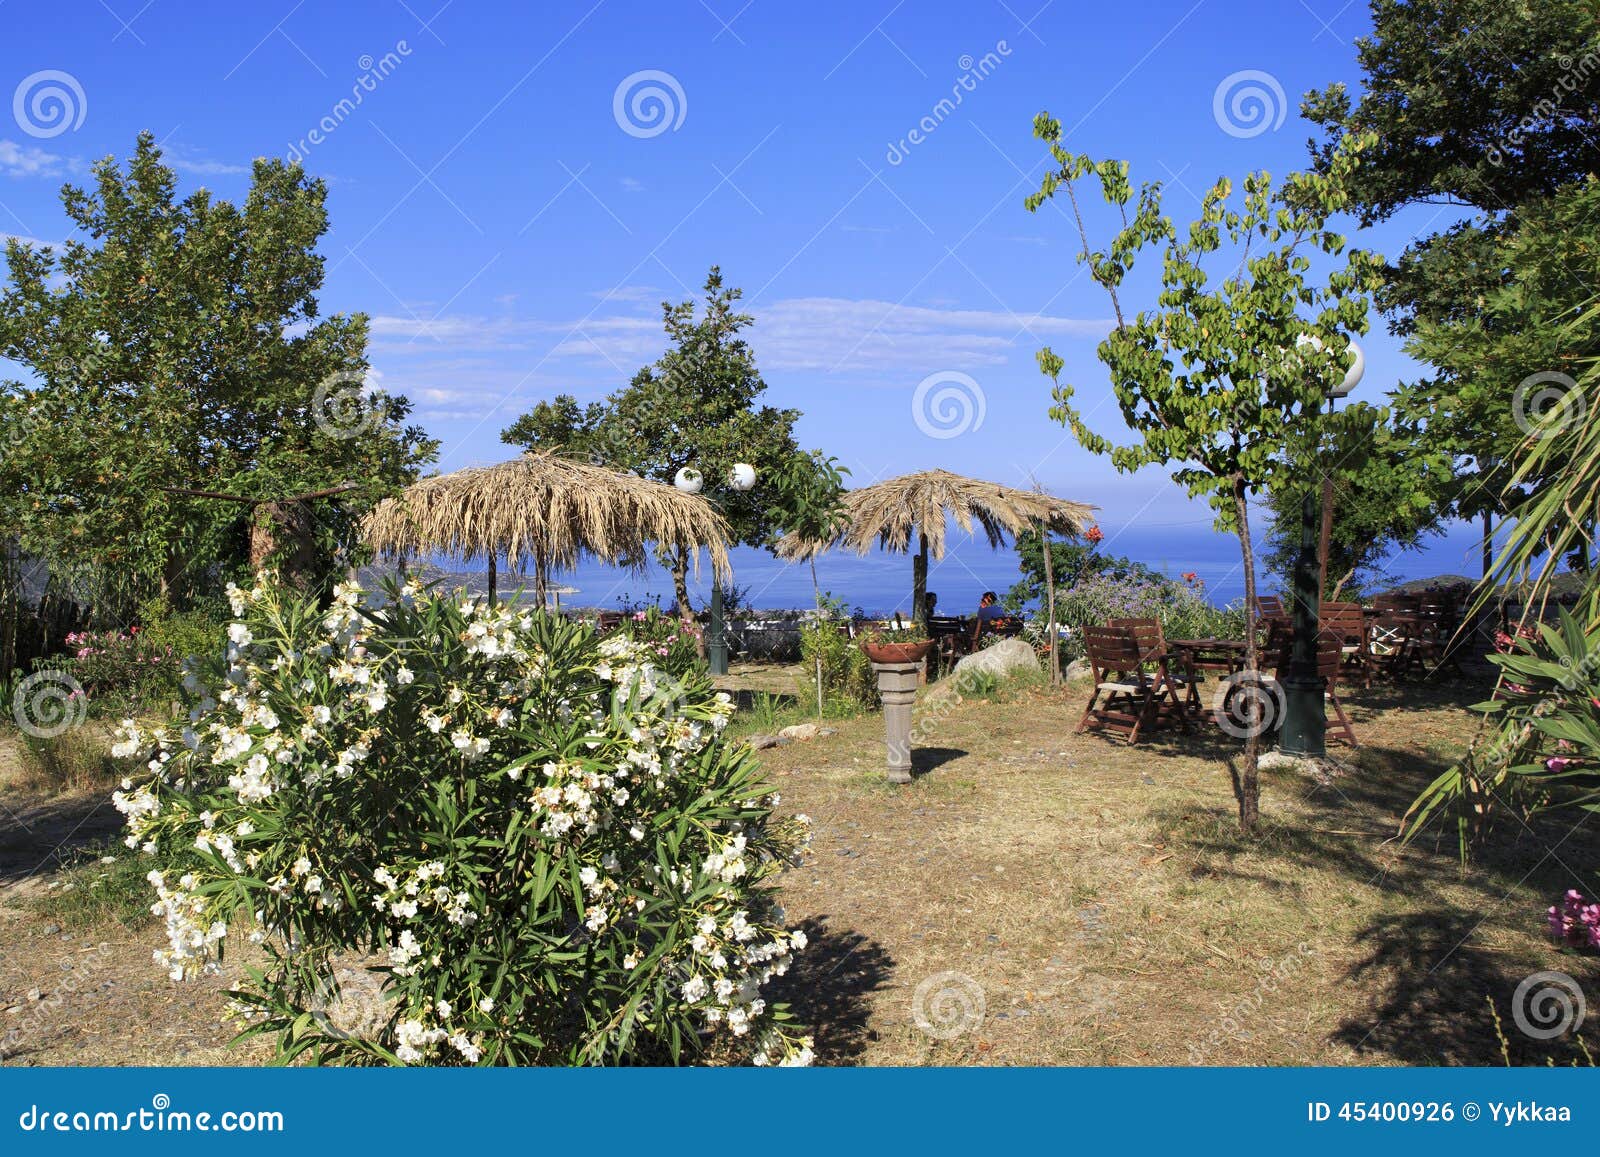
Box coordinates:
[110,574,813,1066]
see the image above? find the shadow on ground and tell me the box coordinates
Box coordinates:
[766,916,894,1064]
[1145,722,1600,1066]
[0,792,123,888]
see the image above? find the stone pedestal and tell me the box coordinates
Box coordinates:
[872,661,921,784]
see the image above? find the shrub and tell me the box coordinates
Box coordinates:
[110,574,814,1066]
[49,628,176,715]
[614,606,702,678]
[798,614,874,708]
[17,726,121,794]
[1044,572,1244,662]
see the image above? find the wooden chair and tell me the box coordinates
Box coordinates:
[1255,595,1285,619]
[1262,628,1359,746]
[1320,601,1372,687]
[927,616,974,673]
[1109,616,1198,723]
[1078,626,1167,745]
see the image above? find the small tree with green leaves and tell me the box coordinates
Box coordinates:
[501,269,800,618]
[1263,406,1450,600]
[1027,117,1384,832]
[767,451,850,603]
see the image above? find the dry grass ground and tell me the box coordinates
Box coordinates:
[2,663,1597,1067]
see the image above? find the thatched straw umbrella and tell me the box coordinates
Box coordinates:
[363,452,731,603]
[776,469,1095,625]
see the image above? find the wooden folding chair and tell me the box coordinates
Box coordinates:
[1078,626,1166,745]
[1109,616,1198,724]
[1262,628,1359,746]
[1320,601,1373,688]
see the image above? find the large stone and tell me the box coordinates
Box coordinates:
[1062,657,1092,683]
[952,638,1040,682]
[778,722,822,741]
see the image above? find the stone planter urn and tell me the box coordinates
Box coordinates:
[871,661,923,784]
[861,640,932,665]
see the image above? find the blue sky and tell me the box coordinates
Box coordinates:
[0,1,1491,605]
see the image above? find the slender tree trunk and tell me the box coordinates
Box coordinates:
[486,553,497,605]
[1233,478,1261,836]
[1041,529,1060,684]
[1481,509,1493,580]
[671,546,693,620]
[810,555,821,603]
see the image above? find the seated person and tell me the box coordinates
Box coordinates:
[971,591,1011,642]
[922,591,939,620]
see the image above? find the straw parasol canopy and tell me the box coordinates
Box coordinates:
[776,469,1096,621]
[363,452,731,602]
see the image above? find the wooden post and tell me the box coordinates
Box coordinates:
[912,532,929,628]
[1040,526,1060,685]
[486,553,497,605]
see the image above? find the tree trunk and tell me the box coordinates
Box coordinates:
[671,545,693,620]
[1481,509,1493,580]
[1232,478,1261,836]
[1041,529,1060,684]
[486,553,497,605]
[810,555,821,603]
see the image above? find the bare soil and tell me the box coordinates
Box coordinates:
[3,665,1596,1067]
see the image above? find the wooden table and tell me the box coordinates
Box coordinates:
[1165,638,1253,721]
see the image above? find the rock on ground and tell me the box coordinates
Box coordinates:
[951,638,1039,682]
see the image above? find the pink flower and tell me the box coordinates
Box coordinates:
[1547,757,1573,772]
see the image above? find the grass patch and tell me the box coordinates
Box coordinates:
[12,724,123,794]
[31,843,155,931]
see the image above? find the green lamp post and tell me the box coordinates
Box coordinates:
[674,461,756,676]
[1279,336,1365,758]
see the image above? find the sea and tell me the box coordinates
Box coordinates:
[412,520,1493,619]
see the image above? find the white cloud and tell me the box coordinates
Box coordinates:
[369,297,1113,382]
[170,154,251,176]
[619,176,644,193]
[2,232,59,249]
[0,139,76,179]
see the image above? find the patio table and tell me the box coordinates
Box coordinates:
[1164,638,1254,721]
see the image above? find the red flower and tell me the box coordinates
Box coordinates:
[1084,526,1104,544]
[1181,571,1198,583]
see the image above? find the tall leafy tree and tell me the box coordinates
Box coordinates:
[1028,119,1384,833]
[502,268,800,617]
[0,132,436,614]
[1303,0,1600,568]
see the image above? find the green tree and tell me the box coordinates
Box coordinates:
[502,268,800,617]
[1263,406,1450,600]
[1303,0,1600,570]
[1027,118,1384,833]
[0,132,436,615]
[498,394,604,457]
[766,450,850,602]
